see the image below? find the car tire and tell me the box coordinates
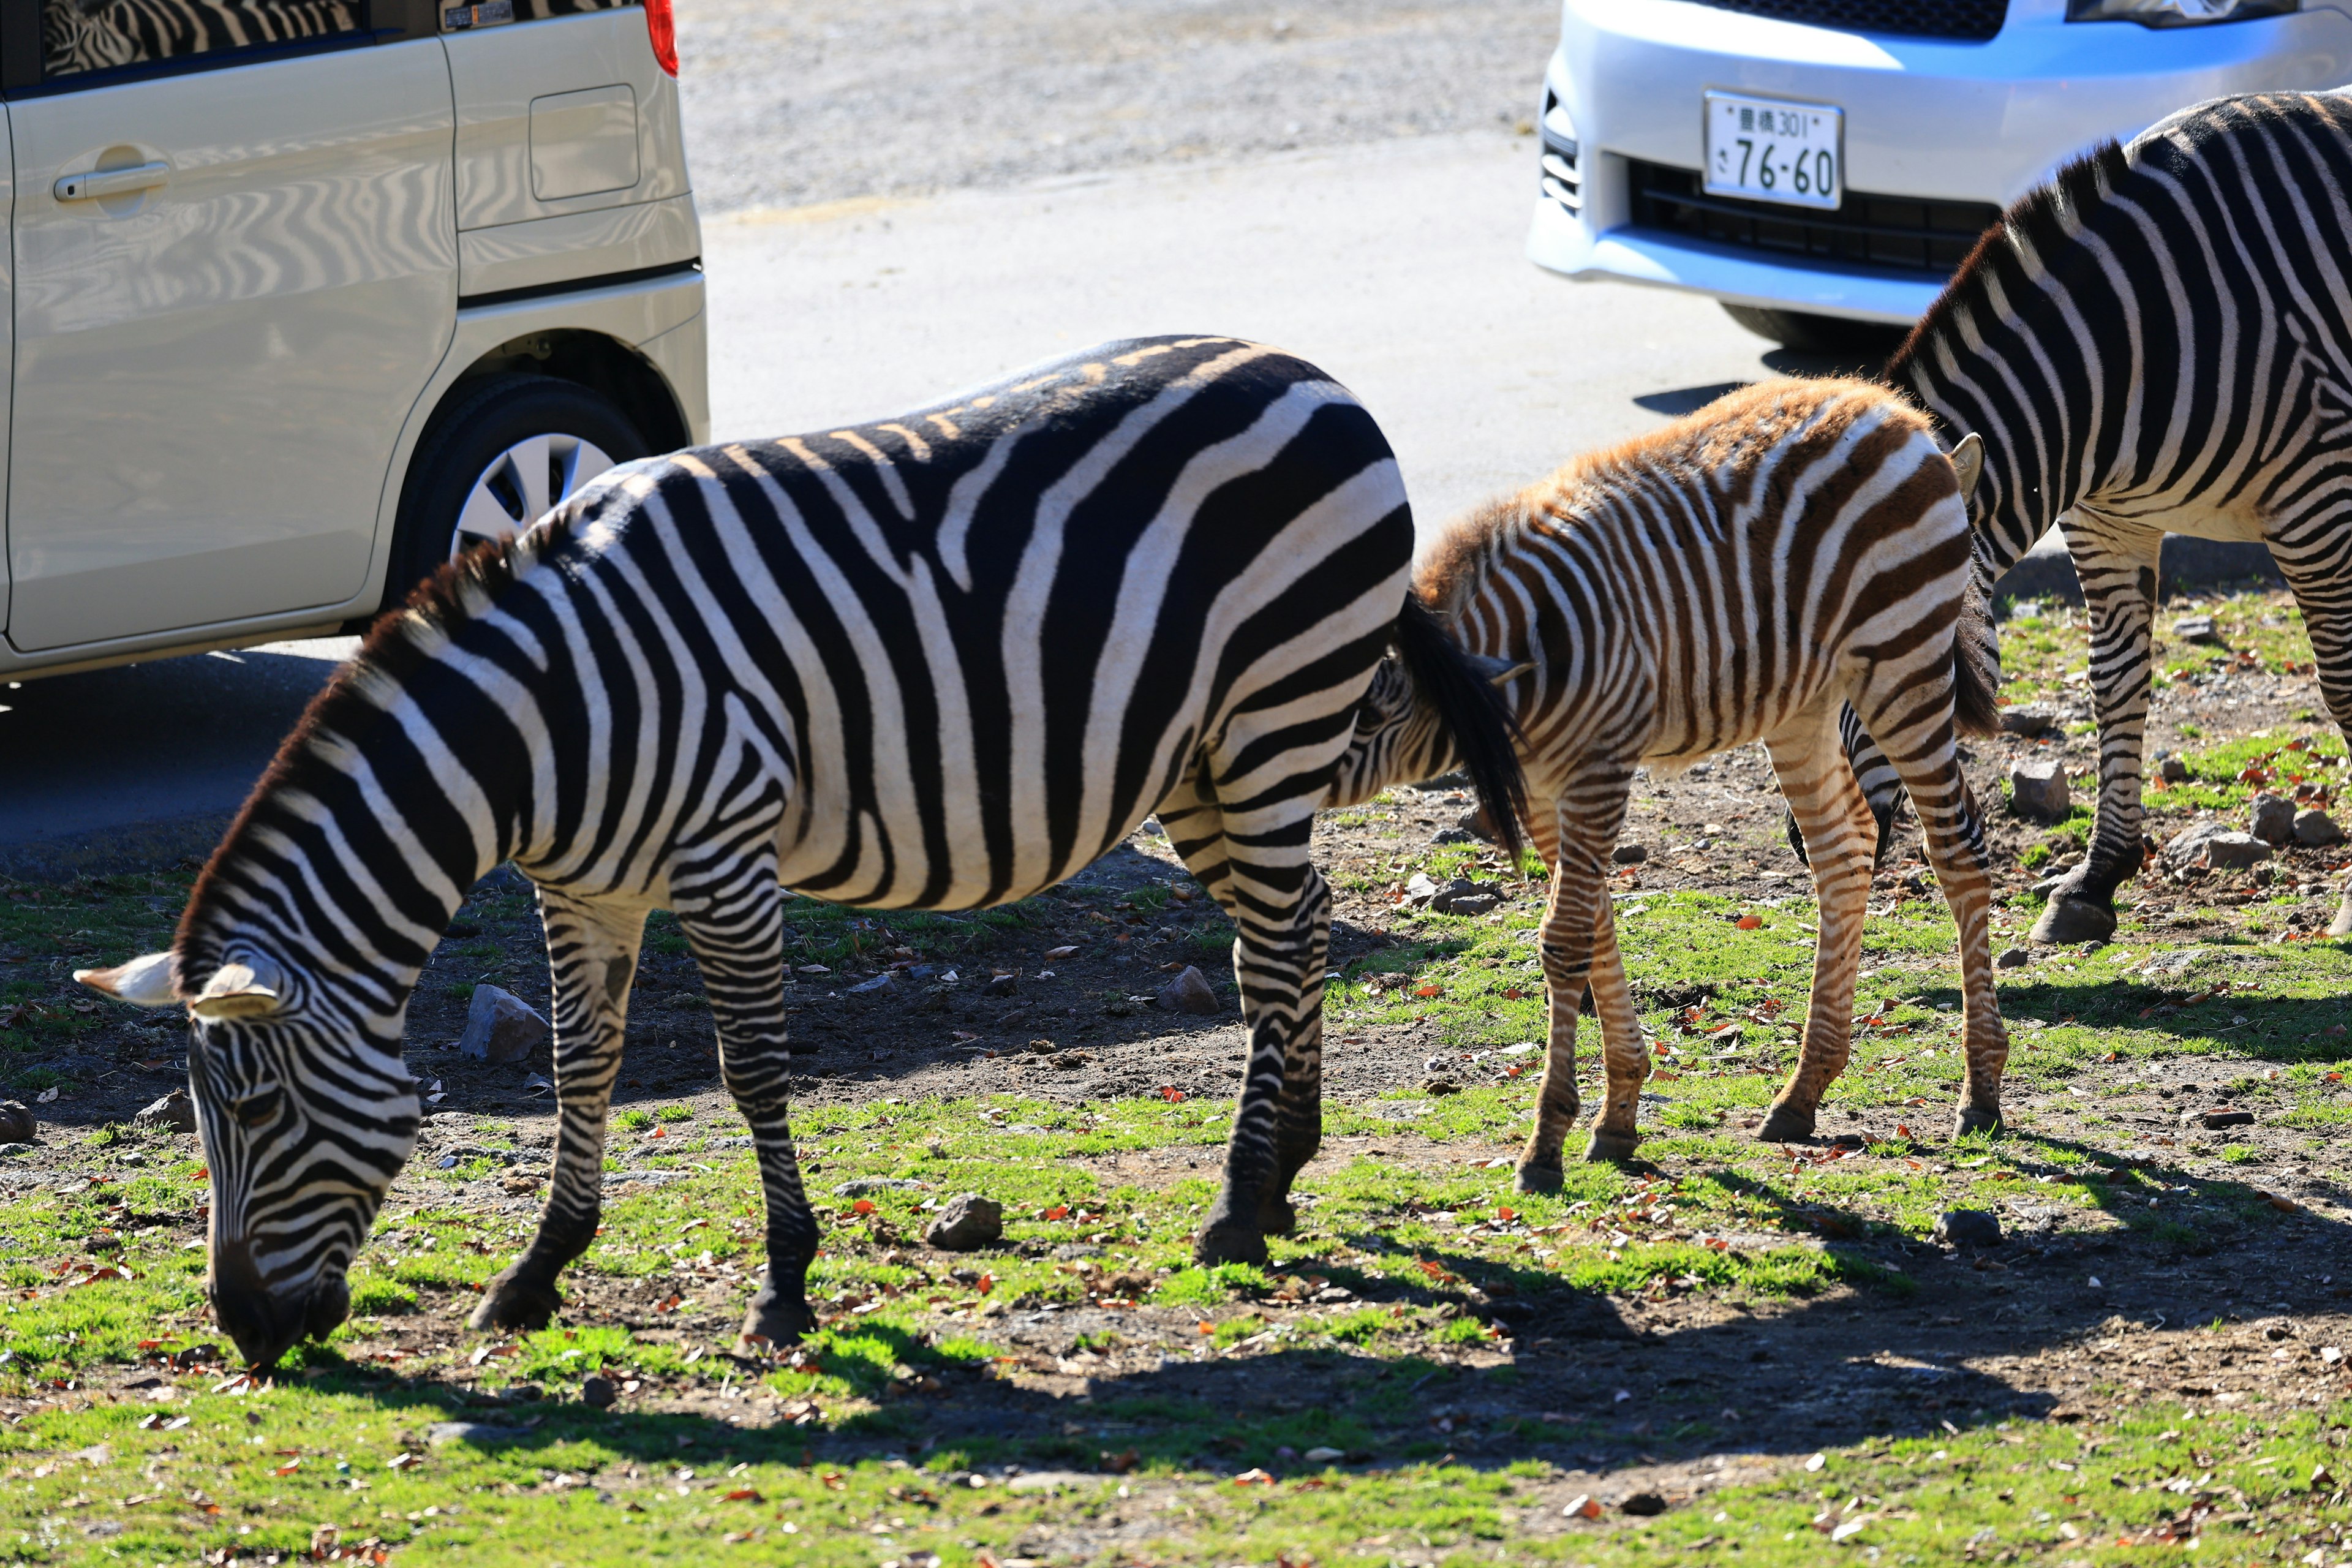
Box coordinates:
[388,374,649,608]
[1721,303,1910,360]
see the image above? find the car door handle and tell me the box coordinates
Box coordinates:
[54,161,171,202]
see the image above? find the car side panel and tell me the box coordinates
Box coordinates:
[5,40,458,652]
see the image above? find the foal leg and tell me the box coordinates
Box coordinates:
[1164,760,1335,1266]
[1866,693,2008,1135]
[671,850,821,1346]
[473,889,646,1330]
[1517,772,1638,1171]
[1758,703,1877,1144]
[2032,510,2163,946]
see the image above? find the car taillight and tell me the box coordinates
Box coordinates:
[644,0,676,76]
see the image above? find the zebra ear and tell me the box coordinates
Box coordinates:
[1465,655,1534,687]
[188,958,287,1021]
[75,952,182,1009]
[1951,433,1986,503]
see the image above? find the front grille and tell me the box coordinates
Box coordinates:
[1676,0,2005,41]
[1628,160,2000,276]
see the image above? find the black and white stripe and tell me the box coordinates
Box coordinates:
[77,336,1525,1366]
[1836,91,2352,943]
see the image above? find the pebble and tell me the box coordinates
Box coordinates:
[2165,818,2272,870]
[2248,792,2297,847]
[1611,843,1648,865]
[1156,965,1222,1016]
[579,1374,616,1409]
[0,1101,37,1144]
[1932,1210,2003,1248]
[2158,755,2190,784]
[925,1193,1005,1252]
[1997,704,2062,738]
[133,1090,196,1135]
[2172,613,2220,642]
[2007,760,2071,823]
[2294,808,2345,848]
[1996,948,2030,970]
[455,986,550,1063]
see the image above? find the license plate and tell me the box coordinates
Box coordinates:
[1703,91,1842,211]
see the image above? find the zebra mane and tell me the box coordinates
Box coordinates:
[1884,141,2130,389]
[175,520,575,981]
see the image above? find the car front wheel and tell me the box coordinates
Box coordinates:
[390,374,648,606]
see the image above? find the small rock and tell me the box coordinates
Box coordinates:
[981,974,1017,998]
[2158,755,2190,784]
[837,1177,925,1197]
[579,1375,616,1409]
[1997,704,2062,738]
[455,985,550,1064]
[427,1422,528,1446]
[0,1101,37,1144]
[1430,880,1503,916]
[1996,948,2030,970]
[2186,1107,2255,1129]
[925,1193,1004,1252]
[2171,613,2220,643]
[133,1090,196,1135]
[1400,871,1445,908]
[1457,808,1500,842]
[1156,965,1221,1016]
[1431,827,1479,846]
[1619,1493,1668,1517]
[2196,831,2272,870]
[1933,1210,2003,1248]
[2295,808,2345,848]
[1611,843,1648,865]
[2007,760,2071,824]
[2249,792,2297,847]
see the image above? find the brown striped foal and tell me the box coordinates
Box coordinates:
[1332,380,2006,1186]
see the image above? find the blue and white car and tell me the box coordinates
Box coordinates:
[1531,0,2352,350]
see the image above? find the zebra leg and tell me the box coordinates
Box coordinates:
[673,857,820,1347]
[1758,704,1876,1144]
[2265,554,2352,937]
[1783,705,1901,872]
[1164,766,1332,1267]
[472,891,646,1332]
[1523,775,1638,1166]
[1872,707,2009,1134]
[2030,514,2163,946]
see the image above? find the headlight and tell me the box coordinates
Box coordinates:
[2067,0,2295,24]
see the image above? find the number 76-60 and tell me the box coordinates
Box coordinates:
[1732,138,1835,196]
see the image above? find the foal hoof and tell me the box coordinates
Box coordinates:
[1755,1102,1816,1144]
[470,1264,561,1333]
[1582,1131,1639,1163]
[2030,895,2115,946]
[1194,1224,1269,1268]
[1951,1105,2003,1139]
[1514,1161,1564,1194]
[739,1288,815,1349]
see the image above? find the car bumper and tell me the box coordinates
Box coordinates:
[1531,0,2352,320]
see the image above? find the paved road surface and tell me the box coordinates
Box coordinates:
[0,130,1843,871]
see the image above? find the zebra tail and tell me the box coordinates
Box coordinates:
[1951,569,2002,741]
[1393,595,1530,861]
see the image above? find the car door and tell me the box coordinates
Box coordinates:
[4,0,455,654]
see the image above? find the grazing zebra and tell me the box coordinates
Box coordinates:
[1833,91,2352,945]
[43,0,358,74]
[75,336,1525,1369]
[1329,380,2005,1175]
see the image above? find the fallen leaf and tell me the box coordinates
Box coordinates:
[36,1087,58,1104]
[1563,1494,1602,1520]
[723,1487,762,1502]
[1044,946,1078,959]
[1232,1468,1275,1487]
[1735,914,1762,930]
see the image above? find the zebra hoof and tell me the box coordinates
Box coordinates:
[739,1289,814,1349]
[1255,1194,1298,1237]
[470,1265,561,1333]
[1952,1105,2003,1139]
[1194,1224,1269,1268]
[2030,896,2115,946]
[2328,895,2352,939]
[1581,1131,1638,1163]
[1756,1102,1815,1144]
[1514,1161,1564,1194]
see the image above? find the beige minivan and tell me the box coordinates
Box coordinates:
[1,0,706,678]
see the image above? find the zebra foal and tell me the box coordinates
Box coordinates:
[1834,91,2352,944]
[75,336,1523,1368]
[1331,381,2005,1176]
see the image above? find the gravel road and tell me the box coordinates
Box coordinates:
[676,0,1559,214]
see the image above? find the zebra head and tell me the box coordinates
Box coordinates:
[1327,650,1529,809]
[77,948,421,1369]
